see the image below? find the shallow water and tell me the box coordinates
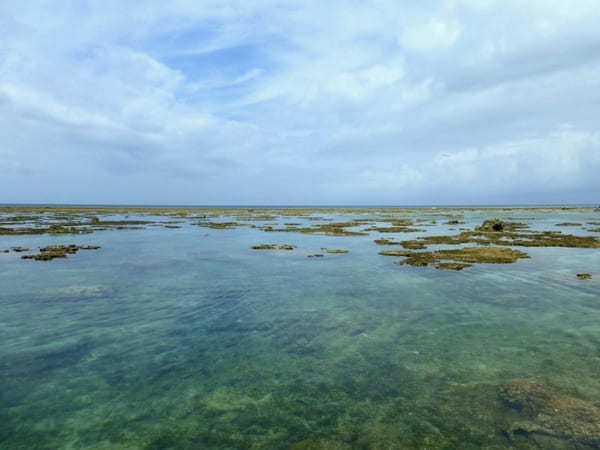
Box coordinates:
[1,209,599,448]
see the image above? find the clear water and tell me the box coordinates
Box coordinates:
[1,209,599,449]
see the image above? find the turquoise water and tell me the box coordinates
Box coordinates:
[1,209,599,448]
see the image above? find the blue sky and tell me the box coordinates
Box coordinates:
[1,1,599,205]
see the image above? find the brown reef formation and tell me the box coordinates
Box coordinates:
[500,379,600,446]
[21,245,101,261]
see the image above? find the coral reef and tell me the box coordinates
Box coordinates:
[380,246,529,270]
[251,244,296,250]
[365,226,424,233]
[500,379,600,446]
[398,219,600,250]
[374,239,402,245]
[265,221,368,236]
[378,250,414,257]
[475,218,529,232]
[21,245,100,261]
[251,244,277,250]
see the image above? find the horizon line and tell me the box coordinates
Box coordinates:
[1,202,598,209]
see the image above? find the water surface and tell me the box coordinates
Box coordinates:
[1,208,599,448]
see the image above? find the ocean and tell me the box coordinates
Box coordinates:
[1,207,599,448]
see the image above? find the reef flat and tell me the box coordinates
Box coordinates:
[1,205,599,448]
[1,206,598,271]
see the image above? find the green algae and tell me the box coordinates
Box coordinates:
[308,254,324,258]
[556,222,583,227]
[577,273,592,280]
[325,249,349,254]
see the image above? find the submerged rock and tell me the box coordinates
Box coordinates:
[436,262,472,271]
[500,379,600,446]
[291,439,352,449]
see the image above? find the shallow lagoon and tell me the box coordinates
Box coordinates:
[1,207,599,448]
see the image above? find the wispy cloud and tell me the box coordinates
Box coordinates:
[1,1,599,204]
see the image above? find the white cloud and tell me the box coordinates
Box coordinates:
[0,1,599,204]
[399,18,461,50]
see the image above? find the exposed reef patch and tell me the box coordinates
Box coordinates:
[398,219,600,250]
[251,244,277,250]
[251,244,296,250]
[365,226,424,233]
[381,246,529,270]
[21,245,101,261]
[374,239,402,246]
[264,221,368,236]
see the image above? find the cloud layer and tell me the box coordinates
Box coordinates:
[1,1,599,205]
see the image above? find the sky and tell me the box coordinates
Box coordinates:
[1,1,599,206]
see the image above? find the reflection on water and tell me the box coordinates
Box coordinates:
[1,209,600,448]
